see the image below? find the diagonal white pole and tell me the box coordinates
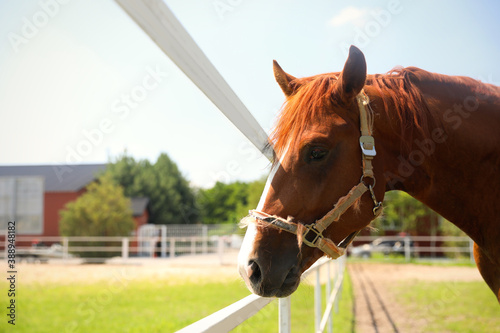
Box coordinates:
[115,0,272,160]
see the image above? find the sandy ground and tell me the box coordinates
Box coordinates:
[7,253,481,285]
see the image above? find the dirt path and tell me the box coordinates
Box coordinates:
[348,262,483,333]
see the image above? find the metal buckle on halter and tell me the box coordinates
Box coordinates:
[301,224,323,248]
[359,135,376,157]
[368,184,383,216]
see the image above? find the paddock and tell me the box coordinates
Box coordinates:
[2,254,497,333]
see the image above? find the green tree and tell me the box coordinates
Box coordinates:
[197,178,265,224]
[439,217,469,259]
[106,152,199,225]
[59,174,135,236]
[197,181,248,224]
[59,174,135,257]
[238,178,266,218]
[372,191,436,234]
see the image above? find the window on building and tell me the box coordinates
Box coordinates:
[0,177,44,234]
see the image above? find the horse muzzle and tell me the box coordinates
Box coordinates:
[239,256,301,297]
[237,222,305,298]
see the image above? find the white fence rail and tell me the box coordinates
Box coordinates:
[0,234,239,263]
[177,256,346,333]
[349,235,475,263]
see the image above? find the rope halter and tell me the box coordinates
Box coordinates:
[249,90,383,259]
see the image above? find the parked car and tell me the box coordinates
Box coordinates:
[17,243,73,263]
[349,237,413,258]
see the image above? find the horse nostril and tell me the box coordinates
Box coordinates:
[247,260,262,285]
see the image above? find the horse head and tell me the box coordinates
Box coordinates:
[238,46,385,297]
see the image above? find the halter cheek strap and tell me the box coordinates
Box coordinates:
[248,91,383,259]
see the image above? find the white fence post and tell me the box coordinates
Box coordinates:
[326,261,333,333]
[469,238,475,264]
[170,238,176,258]
[62,237,68,259]
[314,267,322,332]
[161,225,167,258]
[278,297,291,333]
[404,236,411,262]
[202,226,208,254]
[336,256,345,313]
[121,237,129,260]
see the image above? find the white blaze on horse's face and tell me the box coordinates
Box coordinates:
[237,146,288,291]
[237,222,257,291]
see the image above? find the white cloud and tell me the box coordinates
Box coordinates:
[328,6,369,27]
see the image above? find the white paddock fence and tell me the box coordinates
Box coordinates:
[0,230,241,264]
[177,256,347,333]
[349,235,475,263]
[0,233,475,264]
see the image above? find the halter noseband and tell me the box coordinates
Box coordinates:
[249,91,383,259]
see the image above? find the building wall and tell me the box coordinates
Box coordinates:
[134,210,149,230]
[16,191,81,246]
[42,191,82,237]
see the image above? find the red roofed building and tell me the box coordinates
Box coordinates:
[0,164,149,238]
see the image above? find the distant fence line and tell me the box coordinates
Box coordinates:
[0,224,243,263]
[149,224,240,238]
[0,235,237,263]
[0,232,474,264]
[350,235,475,263]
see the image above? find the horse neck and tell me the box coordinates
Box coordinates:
[369,78,500,245]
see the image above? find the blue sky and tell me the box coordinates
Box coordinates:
[0,0,499,188]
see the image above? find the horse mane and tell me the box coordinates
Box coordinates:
[367,67,499,150]
[270,66,497,158]
[366,67,434,151]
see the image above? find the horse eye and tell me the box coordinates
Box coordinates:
[309,147,328,161]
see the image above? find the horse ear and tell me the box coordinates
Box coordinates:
[336,45,367,104]
[273,60,297,97]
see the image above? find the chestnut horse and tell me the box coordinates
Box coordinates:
[238,45,500,301]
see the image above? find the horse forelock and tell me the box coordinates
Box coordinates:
[270,73,341,164]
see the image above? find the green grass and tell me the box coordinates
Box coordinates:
[0,273,354,333]
[3,262,496,332]
[395,280,500,332]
